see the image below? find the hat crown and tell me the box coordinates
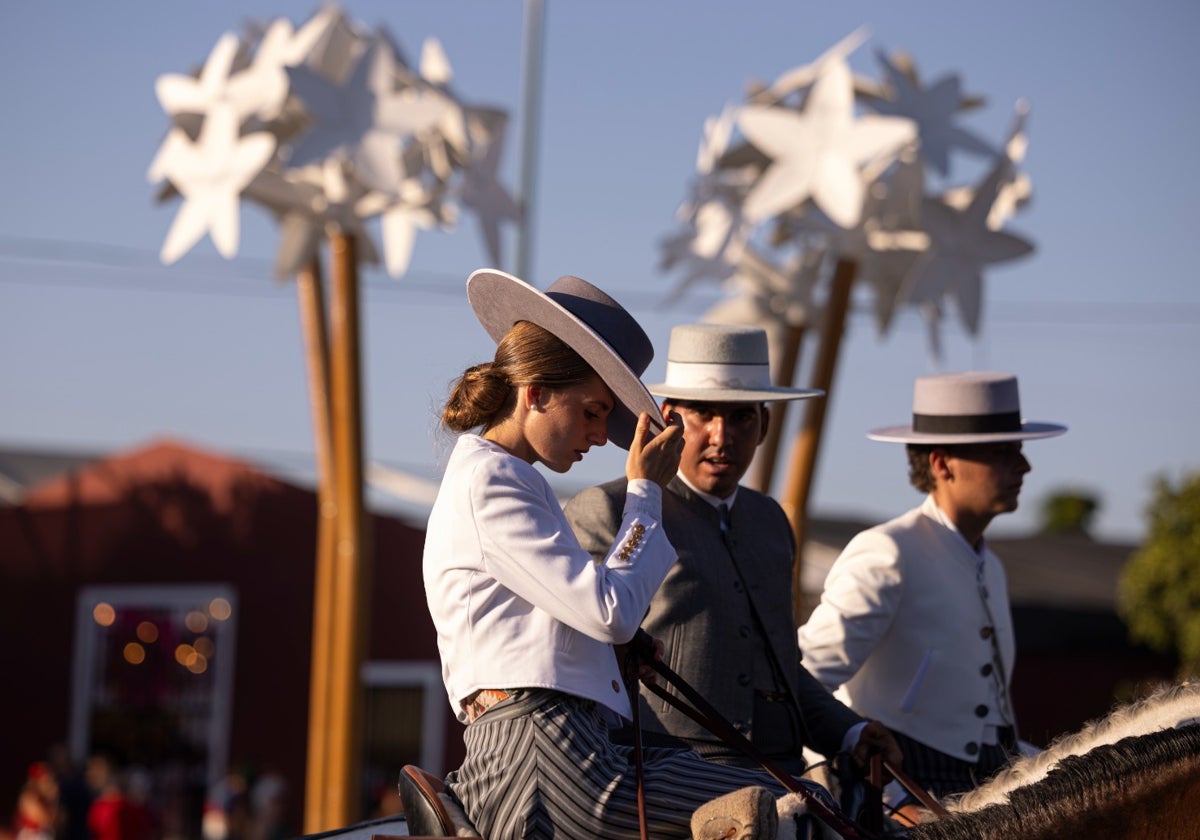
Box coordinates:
[544,275,654,376]
[667,323,770,366]
[913,371,1021,417]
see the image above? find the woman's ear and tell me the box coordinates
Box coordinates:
[526,384,543,411]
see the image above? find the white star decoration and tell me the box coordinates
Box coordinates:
[158,105,276,263]
[149,6,520,278]
[867,49,995,177]
[737,58,916,228]
[661,32,1040,361]
[900,154,1034,334]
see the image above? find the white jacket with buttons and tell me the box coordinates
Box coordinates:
[422,434,677,723]
[798,495,1016,761]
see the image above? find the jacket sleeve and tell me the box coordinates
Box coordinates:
[563,482,627,564]
[797,530,905,691]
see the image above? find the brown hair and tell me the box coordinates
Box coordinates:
[441,320,598,432]
[906,444,937,493]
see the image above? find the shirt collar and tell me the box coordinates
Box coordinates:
[676,471,739,511]
[924,494,986,557]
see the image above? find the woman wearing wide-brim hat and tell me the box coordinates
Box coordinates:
[423,270,794,838]
[798,371,1067,810]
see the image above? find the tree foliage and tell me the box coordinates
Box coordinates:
[1039,489,1099,535]
[1117,472,1200,677]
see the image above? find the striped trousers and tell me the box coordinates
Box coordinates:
[887,728,1017,800]
[445,689,792,840]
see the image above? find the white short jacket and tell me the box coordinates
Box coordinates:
[798,496,1016,761]
[422,434,677,722]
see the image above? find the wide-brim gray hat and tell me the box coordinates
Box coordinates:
[466,268,663,450]
[647,323,824,403]
[868,371,1067,444]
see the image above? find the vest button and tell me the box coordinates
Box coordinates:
[965,742,979,756]
[737,673,751,687]
[611,680,620,692]
[980,663,994,676]
[975,704,989,718]
[738,625,750,638]
[980,626,994,639]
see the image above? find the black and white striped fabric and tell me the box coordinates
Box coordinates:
[887,728,1015,800]
[446,689,792,839]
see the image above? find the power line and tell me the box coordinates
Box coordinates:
[3,234,1200,325]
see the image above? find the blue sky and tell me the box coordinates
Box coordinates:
[2,1,1198,542]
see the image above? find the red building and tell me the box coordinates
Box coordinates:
[0,439,459,839]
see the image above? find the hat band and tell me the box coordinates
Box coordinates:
[912,410,1022,434]
[664,360,773,391]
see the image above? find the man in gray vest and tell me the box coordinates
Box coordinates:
[799,371,1067,800]
[565,323,901,776]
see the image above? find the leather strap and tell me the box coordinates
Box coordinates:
[625,630,881,840]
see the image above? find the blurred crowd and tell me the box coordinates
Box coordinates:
[4,749,289,840]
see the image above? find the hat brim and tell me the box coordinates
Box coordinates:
[649,384,824,403]
[867,421,1068,444]
[467,269,663,450]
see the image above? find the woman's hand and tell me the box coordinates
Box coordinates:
[625,411,684,488]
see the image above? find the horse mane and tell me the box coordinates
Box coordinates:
[950,680,1200,811]
[909,724,1200,840]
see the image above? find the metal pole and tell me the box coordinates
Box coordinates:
[514,0,546,281]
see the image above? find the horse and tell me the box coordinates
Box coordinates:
[904,681,1200,840]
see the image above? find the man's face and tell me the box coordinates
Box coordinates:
[938,442,1032,518]
[663,400,768,498]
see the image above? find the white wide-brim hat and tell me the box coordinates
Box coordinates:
[466,268,663,450]
[868,371,1067,444]
[647,323,824,403]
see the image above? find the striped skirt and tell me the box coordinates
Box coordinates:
[445,689,790,839]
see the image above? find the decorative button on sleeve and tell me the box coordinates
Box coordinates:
[615,522,649,563]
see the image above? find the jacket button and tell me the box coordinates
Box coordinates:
[733,580,744,592]
[738,625,750,639]
[611,680,620,692]
[965,742,979,756]
[980,663,994,677]
[737,673,751,687]
[980,626,994,639]
[975,704,989,718]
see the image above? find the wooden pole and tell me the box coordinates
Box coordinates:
[747,323,806,494]
[325,231,370,828]
[297,255,338,833]
[781,257,857,623]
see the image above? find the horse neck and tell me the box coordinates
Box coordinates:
[953,681,1200,811]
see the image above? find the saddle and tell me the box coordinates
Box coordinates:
[394,764,481,838]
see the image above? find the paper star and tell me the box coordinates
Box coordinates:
[246,159,381,279]
[748,28,871,106]
[941,100,1033,229]
[155,31,290,131]
[866,49,995,177]
[737,58,916,229]
[285,35,450,194]
[157,105,276,263]
[459,107,521,267]
[899,155,1034,334]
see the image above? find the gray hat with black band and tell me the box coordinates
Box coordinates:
[867,371,1067,444]
[466,268,663,450]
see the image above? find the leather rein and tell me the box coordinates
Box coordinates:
[622,629,899,840]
